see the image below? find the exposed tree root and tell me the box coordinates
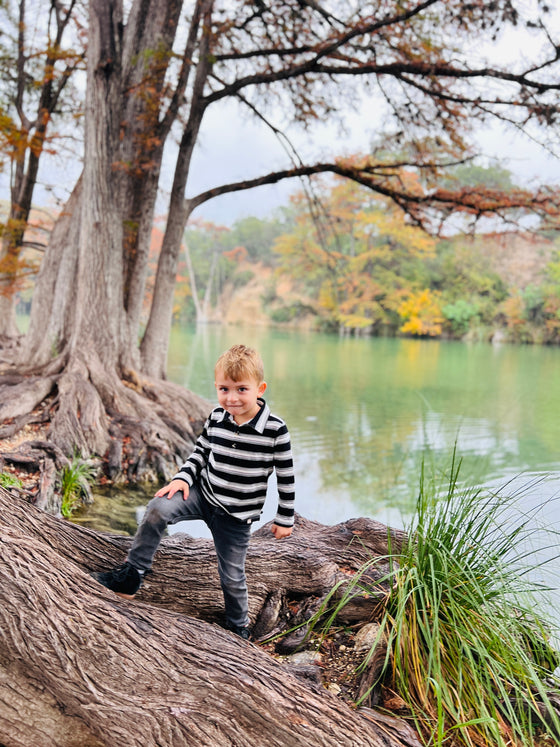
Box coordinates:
[0,487,422,747]
[0,351,210,510]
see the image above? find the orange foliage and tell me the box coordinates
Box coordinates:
[223,246,248,263]
[501,293,526,331]
[544,295,560,339]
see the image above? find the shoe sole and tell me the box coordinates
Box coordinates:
[91,573,138,599]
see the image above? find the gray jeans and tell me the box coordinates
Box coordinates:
[127,483,251,628]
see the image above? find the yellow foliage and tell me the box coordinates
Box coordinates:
[274,173,439,333]
[338,313,375,330]
[356,206,436,259]
[398,289,443,337]
[318,281,337,311]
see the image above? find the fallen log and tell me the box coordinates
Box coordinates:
[0,487,420,747]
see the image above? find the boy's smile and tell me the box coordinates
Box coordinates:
[215,371,267,425]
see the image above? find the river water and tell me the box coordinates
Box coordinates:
[75,325,560,620]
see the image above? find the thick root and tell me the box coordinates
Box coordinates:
[0,353,210,504]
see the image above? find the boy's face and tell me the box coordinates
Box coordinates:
[215,368,267,425]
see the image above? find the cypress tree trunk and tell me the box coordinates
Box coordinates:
[3,0,209,488]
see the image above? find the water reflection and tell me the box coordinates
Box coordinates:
[79,326,560,536]
[71,485,144,535]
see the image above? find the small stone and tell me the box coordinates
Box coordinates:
[285,650,322,666]
[353,622,382,652]
[327,683,341,695]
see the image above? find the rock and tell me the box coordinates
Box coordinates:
[354,622,382,652]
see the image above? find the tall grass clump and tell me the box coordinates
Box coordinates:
[59,455,96,518]
[313,454,560,746]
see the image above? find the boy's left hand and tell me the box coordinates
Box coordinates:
[271,523,293,539]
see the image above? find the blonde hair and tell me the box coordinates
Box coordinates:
[215,344,264,383]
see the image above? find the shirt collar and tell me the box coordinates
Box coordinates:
[219,398,269,433]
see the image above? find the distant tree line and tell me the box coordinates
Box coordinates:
[176,164,560,344]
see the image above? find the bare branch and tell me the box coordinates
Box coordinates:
[186,156,560,234]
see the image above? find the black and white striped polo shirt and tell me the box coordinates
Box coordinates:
[174,399,295,526]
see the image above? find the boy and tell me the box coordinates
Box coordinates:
[95,344,295,639]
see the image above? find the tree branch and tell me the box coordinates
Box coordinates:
[186,158,560,232]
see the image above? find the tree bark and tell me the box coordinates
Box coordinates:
[0,486,425,747]
[183,241,205,322]
[118,0,184,339]
[1,1,211,484]
[75,0,126,366]
[21,177,83,368]
[140,9,213,379]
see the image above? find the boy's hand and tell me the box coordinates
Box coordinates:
[155,479,189,500]
[271,523,293,539]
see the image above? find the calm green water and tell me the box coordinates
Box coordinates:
[79,325,560,533]
[73,324,560,627]
[165,325,560,526]
[166,326,560,624]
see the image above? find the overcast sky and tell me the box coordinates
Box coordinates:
[8,3,559,229]
[178,6,560,226]
[179,97,560,227]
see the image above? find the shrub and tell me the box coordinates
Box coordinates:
[59,456,96,518]
[231,269,255,288]
[442,299,479,336]
[269,301,315,323]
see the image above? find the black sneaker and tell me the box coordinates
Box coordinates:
[226,623,251,640]
[94,562,146,599]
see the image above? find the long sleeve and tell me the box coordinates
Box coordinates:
[273,425,295,527]
[173,417,212,486]
[171,402,295,526]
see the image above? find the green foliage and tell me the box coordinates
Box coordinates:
[231,269,255,288]
[261,282,278,305]
[522,285,545,324]
[268,306,295,323]
[268,301,315,323]
[0,472,23,489]
[228,215,289,266]
[59,456,96,519]
[429,240,508,318]
[442,298,479,335]
[306,455,560,746]
[440,162,516,191]
[545,248,560,290]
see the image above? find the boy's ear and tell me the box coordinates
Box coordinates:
[258,381,267,396]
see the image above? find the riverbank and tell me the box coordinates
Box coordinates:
[179,224,560,345]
